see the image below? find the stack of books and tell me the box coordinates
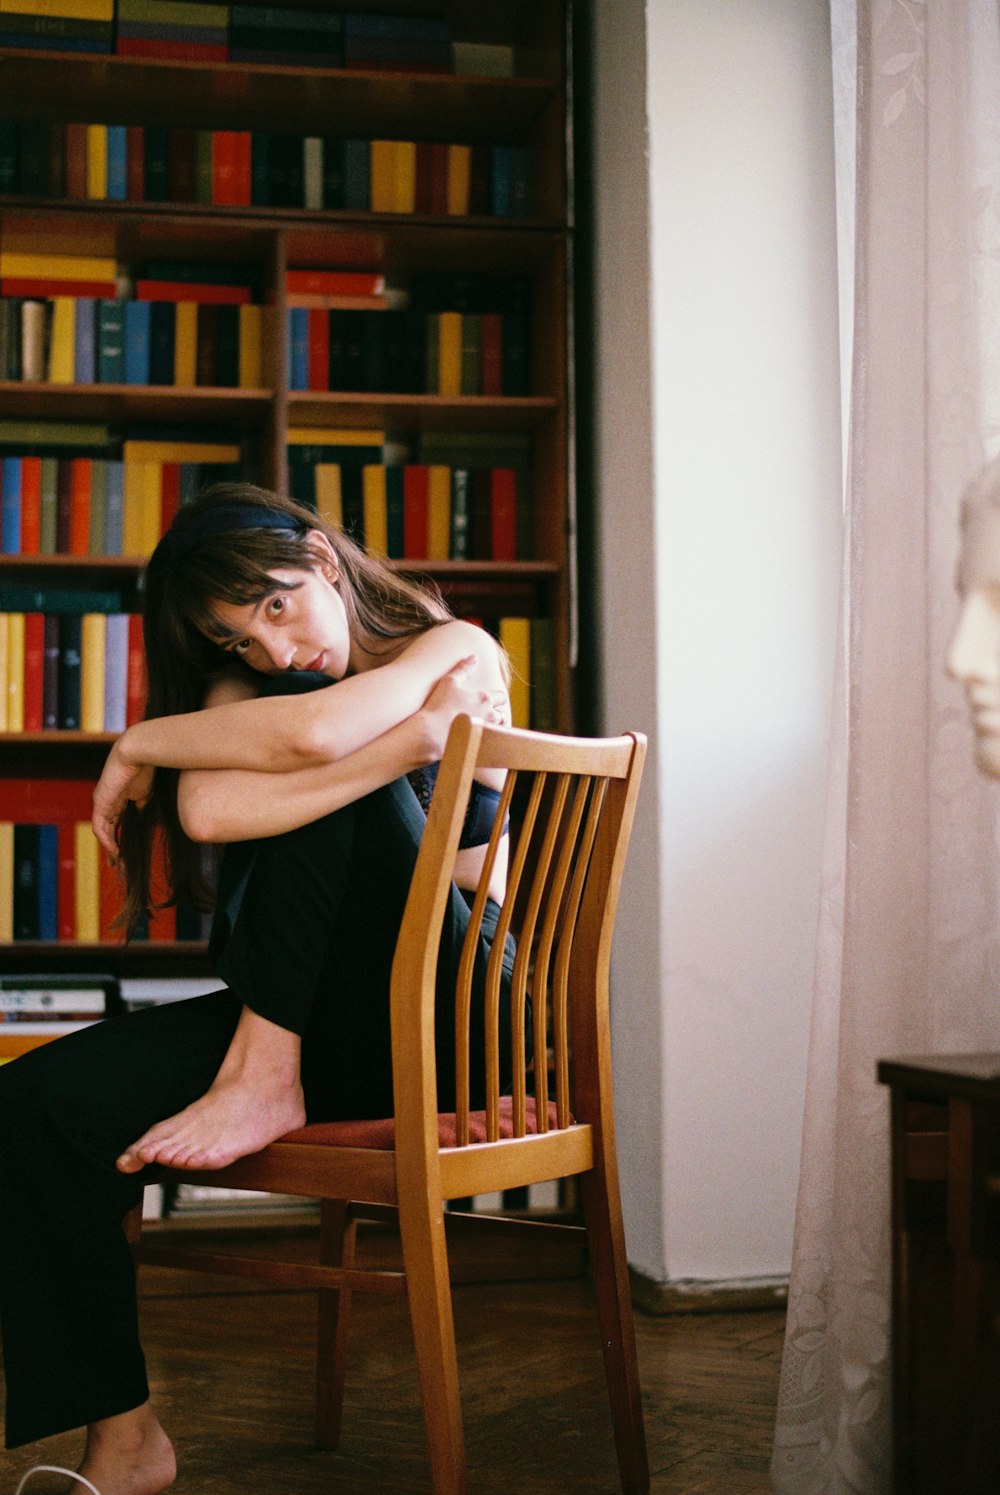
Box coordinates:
[114,0,229,61]
[0,784,202,942]
[0,972,121,1064]
[0,0,114,53]
[342,10,451,73]
[0,121,532,218]
[0,427,241,556]
[228,4,342,66]
[0,602,143,732]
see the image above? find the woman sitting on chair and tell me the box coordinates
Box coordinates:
[0,482,514,1495]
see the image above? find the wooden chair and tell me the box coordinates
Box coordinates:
[133,715,649,1495]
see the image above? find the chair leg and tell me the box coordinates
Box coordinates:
[398,1195,468,1495]
[315,1199,358,1451]
[579,1160,650,1495]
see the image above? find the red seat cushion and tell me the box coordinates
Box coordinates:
[277,1095,562,1151]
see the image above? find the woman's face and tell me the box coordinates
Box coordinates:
[948,585,1000,777]
[206,534,353,679]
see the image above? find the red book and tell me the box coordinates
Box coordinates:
[135,280,252,305]
[19,456,42,554]
[99,844,124,942]
[57,821,76,942]
[160,463,180,536]
[402,464,429,559]
[126,125,145,201]
[286,268,385,298]
[126,614,145,727]
[212,130,242,207]
[0,778,96,821]
[490,468,517,561]
[307,308,329,392]
[480,313,503,398]
[235,131,252,208]
[168,127,198,203]
[1,277,117,299]
[428,143,449,215]
[56,459,73,554]
[64,122,88,199]
[69,457,92,556]
[22,612,44,731]
[116,37,228,62]
[146,829,176,942]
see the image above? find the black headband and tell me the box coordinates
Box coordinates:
[151,504,302,566]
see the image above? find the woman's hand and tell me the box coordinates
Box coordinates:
[92,737,155,858]
[419,655,508,762]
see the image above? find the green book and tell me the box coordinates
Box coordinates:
[39,458,58,554]
[0,584,125,613]
[0,419,109,449]
[89,459,107,556]
[117,0,229,26]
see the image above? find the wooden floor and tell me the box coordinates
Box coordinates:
[1,1225,784,1495]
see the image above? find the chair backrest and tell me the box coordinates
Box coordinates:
[390,716,646,1155]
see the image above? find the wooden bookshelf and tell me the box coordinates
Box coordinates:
[0,0,574,970]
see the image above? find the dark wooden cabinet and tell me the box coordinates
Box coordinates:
[879,1053,1000,1494]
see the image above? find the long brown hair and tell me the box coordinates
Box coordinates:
[118,482,451,934]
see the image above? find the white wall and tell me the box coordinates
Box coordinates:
[591,0,843,1282]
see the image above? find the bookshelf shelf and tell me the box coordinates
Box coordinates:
[0,0,574,968]
[0,381,272,426]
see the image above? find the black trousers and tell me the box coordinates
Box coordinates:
[0,777,514,1449]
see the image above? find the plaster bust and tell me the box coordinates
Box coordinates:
[948,453,1000,777]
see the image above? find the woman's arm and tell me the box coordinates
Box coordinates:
[119,618,500,776]
[177,656,497,842]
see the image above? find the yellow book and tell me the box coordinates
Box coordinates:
[174,301,198,387]
[369,139,396,214]
[1,0,114,17]
[314,464,343,532]
[238,303,263,389]
[0,251,118,280]
[138,462,163,558]
[86,124,108,200]
[74,821,100,942]
[427,464,451,560]
[0,614,8,733]
[0,821,13,944]
[80,612,107,732]
[47,297,76,384]
[287,426,385,446]
[394,140,416,213]
[499,617,531,728]
[122,439,239,464]
[437,311,462,397]
[6,612,24,733]
[447,144,471,216]
[361,464,388,557]
[123,460,163,556]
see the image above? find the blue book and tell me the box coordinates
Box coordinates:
[343,13,450,42]
[342,138,369,211]
[1,456,21,554]
[287,307,309,391]
[123,300,151,386]
[491,147,513,217]
[106,125,127,201]
[37,823,58,941]
[12,825,41,941]
[74,297,97,384]
[104,612,129,733]
[385,464,405,558]
[104,460,124,554]
[98,299,126,384]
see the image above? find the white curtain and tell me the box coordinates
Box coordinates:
[772,2,1000,1491]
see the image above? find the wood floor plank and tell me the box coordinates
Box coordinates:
[1,1247,783,1495]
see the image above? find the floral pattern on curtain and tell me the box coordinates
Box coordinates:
[772,1,1000,1490]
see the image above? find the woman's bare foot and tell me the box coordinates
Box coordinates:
[115,1008,305,1174]
[76,1403,176,1495]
